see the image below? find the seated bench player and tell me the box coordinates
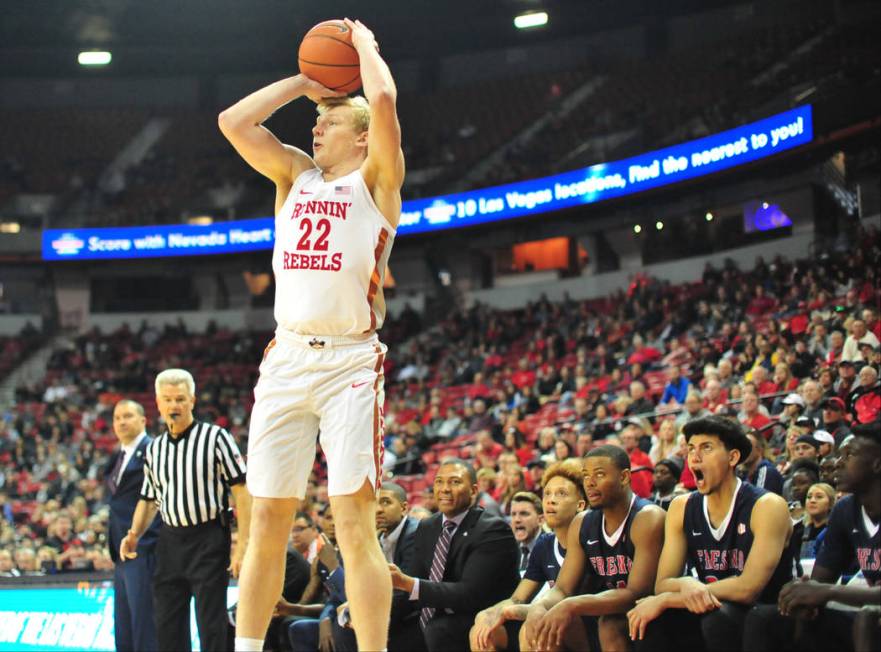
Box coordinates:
[520,445,666,652]
[742,419,881,652]
[627,416,794,652]
[469,460,587,651]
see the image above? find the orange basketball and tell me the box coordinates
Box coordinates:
[298,20,361,94]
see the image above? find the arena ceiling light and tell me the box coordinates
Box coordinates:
[0,222,21,233]
[705,212,714,221]
[655,220,664,230]
[514,12,548,29]
[188,215,214,225]
[78,51,112,66]
[633,224,642,234]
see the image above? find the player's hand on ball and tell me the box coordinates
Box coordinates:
[298,75,345,103]
[343,18,378,52]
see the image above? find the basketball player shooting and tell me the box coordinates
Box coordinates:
[218,18,404,652]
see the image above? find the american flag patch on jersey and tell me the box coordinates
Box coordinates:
[334,185,352,196]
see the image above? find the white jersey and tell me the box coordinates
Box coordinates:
[272,167,395,336]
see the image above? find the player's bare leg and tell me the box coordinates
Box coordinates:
[330,479,392,651]
[235,497,299,647]
[598,614,630,651]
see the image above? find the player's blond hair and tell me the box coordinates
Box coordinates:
[317,96,370,134]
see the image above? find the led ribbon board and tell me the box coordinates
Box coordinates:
[0,584,238,650]
[42,105,812,260]
[43,217,275,261]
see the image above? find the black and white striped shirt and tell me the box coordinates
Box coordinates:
[140,420,247,527]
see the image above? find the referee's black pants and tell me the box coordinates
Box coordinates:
[153,519,231,652]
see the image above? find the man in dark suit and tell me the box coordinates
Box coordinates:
[390,459,519,652]
[106,399,162,652]
[377,482,420,650]
[330,481,420,652]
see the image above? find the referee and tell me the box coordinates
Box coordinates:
[121,368,252,652]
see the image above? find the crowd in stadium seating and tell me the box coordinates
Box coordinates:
[0,222,878,585]
[6,3,876,232]
[478,13,877,189]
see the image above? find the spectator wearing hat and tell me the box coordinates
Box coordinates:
[778,393,805,425]
[740,431,784,496]
[793,415,817,434]
[820,397,851,447]
[834,360,858,403]
[841,319,880,363]
[650,459,686,510]
[811,430,835,459]
[783,457,821,511]
[859,341,880,368]
[792,435,821,462]
[849,364,880,425]
[524,461,546,497]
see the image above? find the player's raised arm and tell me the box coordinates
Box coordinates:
[218,75,341,187]
[345,19,405,195]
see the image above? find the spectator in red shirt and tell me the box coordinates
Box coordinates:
[474,429,503,463]
[627,334,662,366]
[467,372,492,401]
[738,391,771,432]
[703,378,728,413]
[746,284,776,316]
[484,348,505,372]
[511,358,536,390]
[769,362,799,394]
[863,307,881,342]
[503,427,533,467]
[619,424,654,498]
[851,365,880,425]
[825,330,845,366]
[750,366,777,397]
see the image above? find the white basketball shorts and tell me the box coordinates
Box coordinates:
[246,328,386,499]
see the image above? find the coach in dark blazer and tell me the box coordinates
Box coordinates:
[106,399,162,652]
[390,459,519,652]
